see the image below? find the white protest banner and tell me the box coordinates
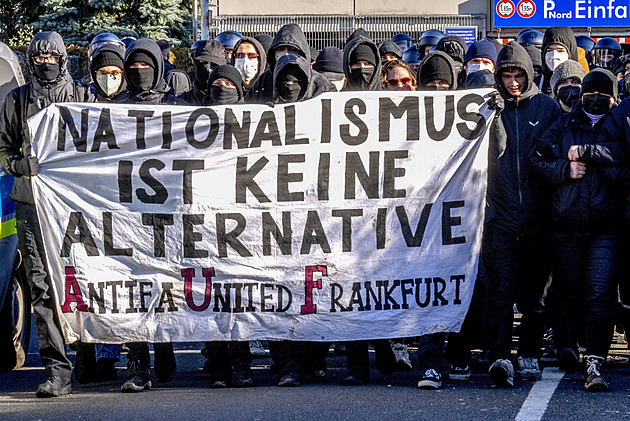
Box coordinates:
[29,90,495,343]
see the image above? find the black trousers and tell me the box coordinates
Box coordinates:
[483,223,550,360]
[16,202,71,379]
[552,231,618,358]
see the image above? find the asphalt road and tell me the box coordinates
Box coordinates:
[1,320,629,421]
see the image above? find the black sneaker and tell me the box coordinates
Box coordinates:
[94,358,118,382]
[121,360,151,393]
[74,342,96,384]
[417,368,443,389]
[583,355,608,392]
[558,348,580,372]
[235,367,254,388]
[36,376,71,398]
[278,372,301,387]
[339,369,369,386]
[154,343,176,383]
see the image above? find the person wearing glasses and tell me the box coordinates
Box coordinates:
[231,37,267,93]
[381,59,416,91]
[0,31,97,398]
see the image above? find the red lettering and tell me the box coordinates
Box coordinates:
[61,266,88,313]
[183,267,215,311]
[300,265,327,314]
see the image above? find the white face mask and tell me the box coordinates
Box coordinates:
[466,63,494,75]
[234,57,259,81]
[545,50,569,71]
[96,74,123,97]
[331,79,345,91]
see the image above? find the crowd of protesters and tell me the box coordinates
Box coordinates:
[1,23,630,398]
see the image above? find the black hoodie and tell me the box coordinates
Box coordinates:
[273,54,314,103]
[245,24,334,103]
[487,41,562,233]
[342,35,382,91]
[0,31,97,204]
[121,38,186,105]
[231,36,268,92]
[537,27,578,95]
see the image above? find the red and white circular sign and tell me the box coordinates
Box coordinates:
[496,0,516,18]
[517,0,536,18]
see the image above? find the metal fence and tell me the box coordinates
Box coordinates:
[211,14,487,49]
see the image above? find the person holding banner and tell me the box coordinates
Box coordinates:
[118,38,187,393]
[0,31,98,397]
[339,33,399,386]
[484,41,561,387]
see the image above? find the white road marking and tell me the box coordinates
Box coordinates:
[515,367,565,421]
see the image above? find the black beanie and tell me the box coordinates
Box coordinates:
[351,43,376,66]
[420,54,453,87]
[128,51,155,68]
[207,64,244,100]
[580,68,617,99]
[92,50,123,71]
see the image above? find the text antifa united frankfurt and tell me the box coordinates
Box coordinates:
[54,93,487,317]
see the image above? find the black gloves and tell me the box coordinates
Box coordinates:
[16,156,39,176]
[487,90,504,116]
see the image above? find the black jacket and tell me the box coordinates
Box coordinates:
[121,38,186,106]
[0,31,98,204]
[245,24,334,103]
[486,41,562,233]
[528,103,625,231]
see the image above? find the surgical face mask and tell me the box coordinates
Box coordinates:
[33,62,60,81]
[126,67,154,92]
[545,50,569,71]
[349,67,374,89]
[624,73,630,97]
[582,93,612,115]
[557,85,580,108]
[234,57,258,81]
[466,62,493,76]
[96,74,123,97]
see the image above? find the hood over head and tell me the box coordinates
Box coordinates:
[231,36,267,81]
[495,41,537,100]
[432,35,468,66]
[378,40,403,59]
[342,35,382,91]
[254,33,273,55]
[195,39,227,66]
[418,50,458,90]
[26,31,71,85]
[346,28,371,45]
[268,23,311,71]
[273,53,313,102]
[124,38,165,92]
[541,26,578,75]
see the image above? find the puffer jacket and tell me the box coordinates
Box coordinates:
[0,31,97,204]
[245,24,334,103]
[486,41,562,233]
[528,102,625,231]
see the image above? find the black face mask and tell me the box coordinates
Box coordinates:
[624,73,630,97]
[210,85,239,105]
[349,67,374,89]
[33,62,60,82]
[277,81,302,102]
[582,93,612,115]
[557,85,581,108]
[126,67,154,92]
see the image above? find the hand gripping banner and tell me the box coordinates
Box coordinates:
[29,90,495,343]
